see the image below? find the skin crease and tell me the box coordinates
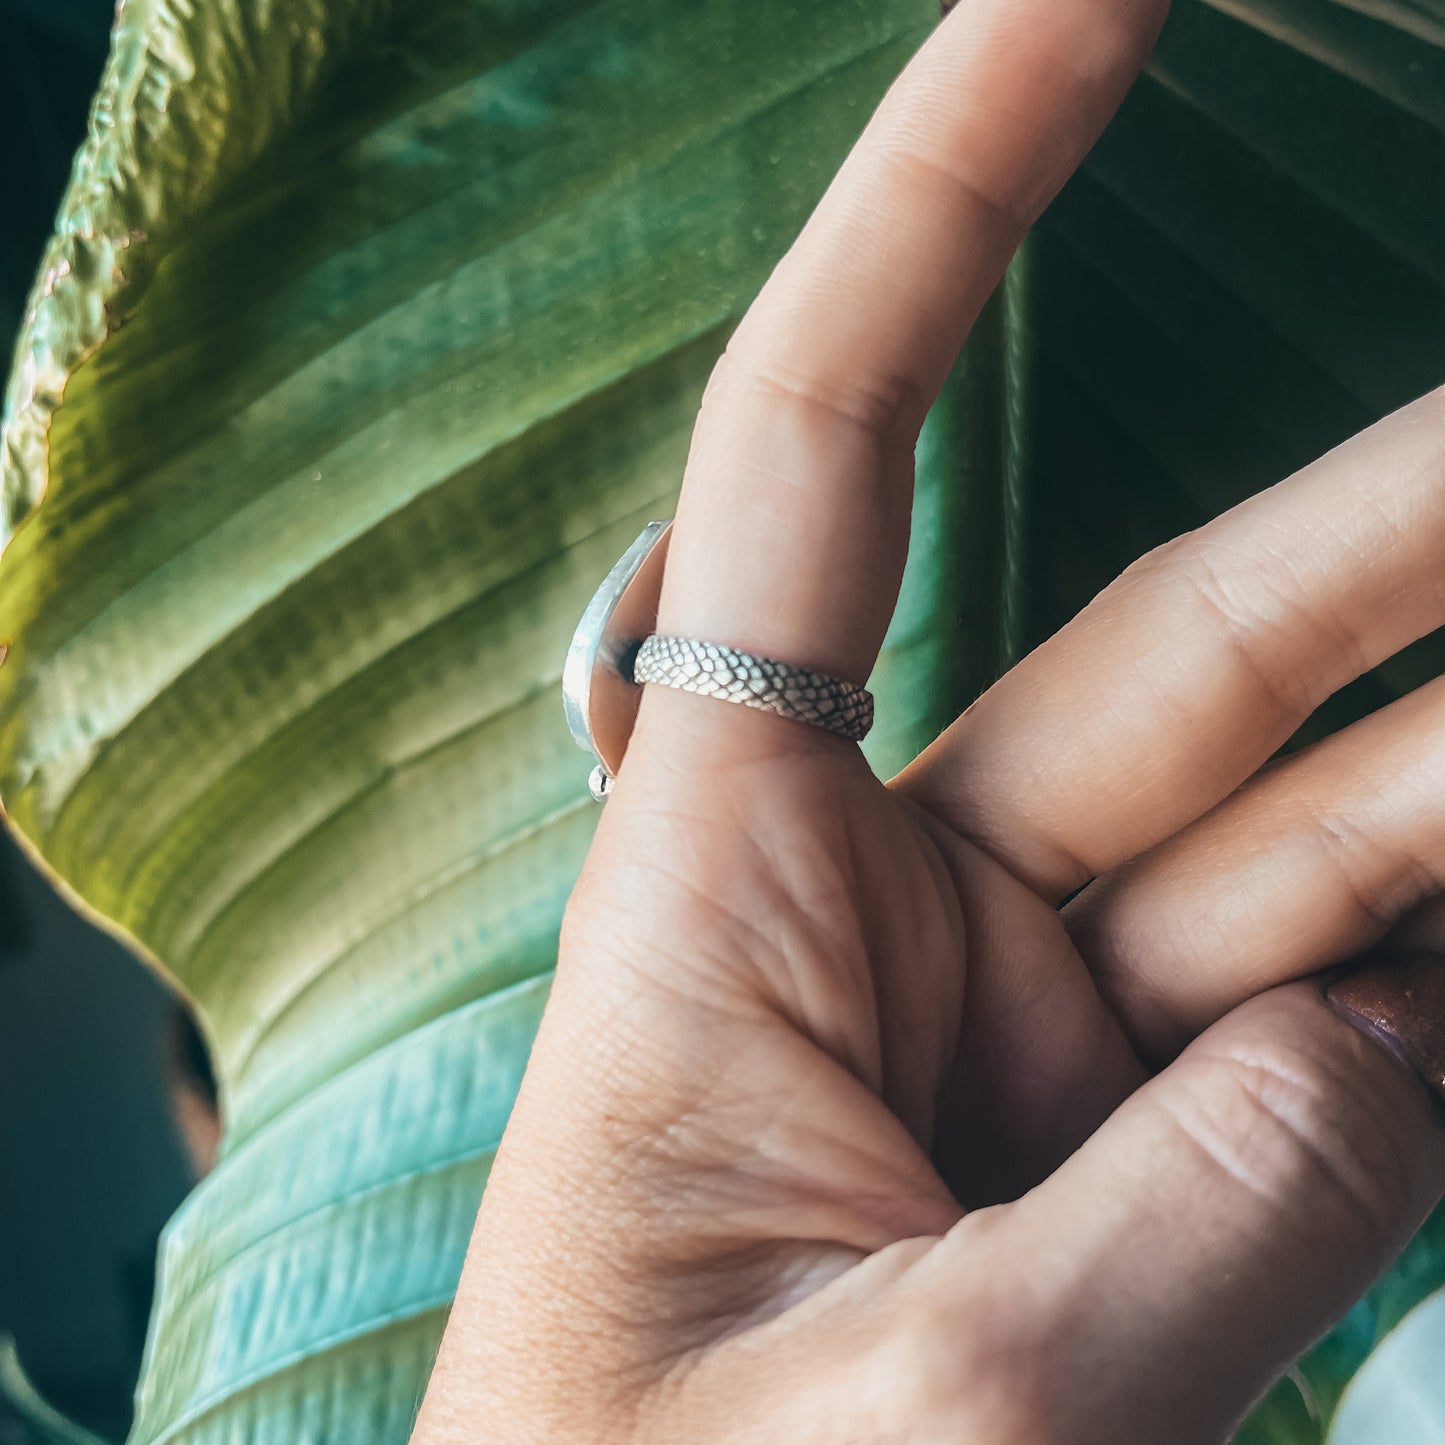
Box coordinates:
[412,1,1445,1441]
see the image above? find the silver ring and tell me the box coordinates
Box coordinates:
[562,520,873,801]
[631,635,873,741]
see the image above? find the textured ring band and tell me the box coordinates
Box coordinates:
[630,635,874,743]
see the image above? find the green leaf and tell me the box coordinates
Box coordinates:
[1,0,1442,1442]
[0,2,1002,1440]
[1232,1372,1324,1445]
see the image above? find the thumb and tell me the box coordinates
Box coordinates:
[948,970,1445,1445]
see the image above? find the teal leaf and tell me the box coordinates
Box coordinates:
[1327,1287,1445,1444]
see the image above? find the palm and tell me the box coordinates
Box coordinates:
[563,700,1139,1305]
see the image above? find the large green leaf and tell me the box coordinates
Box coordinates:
[0,1,1009,1440]
[0,1,1441,1442]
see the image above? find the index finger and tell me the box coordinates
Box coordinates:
[653,0,1169,696]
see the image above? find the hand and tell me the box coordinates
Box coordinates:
[412,1,1445,1440]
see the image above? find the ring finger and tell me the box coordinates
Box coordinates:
[1070,668,1445,1058]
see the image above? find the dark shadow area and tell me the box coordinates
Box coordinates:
[0,834,202,1439]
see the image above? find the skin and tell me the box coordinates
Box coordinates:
[412,1,1445,1439]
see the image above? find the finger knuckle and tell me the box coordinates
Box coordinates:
[1121,534,1357,720]
[873,136,1027,236]
[1168,1035,1418,1252]
[1310,807,1445,938]
[712,341,929,444]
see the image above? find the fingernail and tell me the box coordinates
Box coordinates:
[1327,951,1445,1104]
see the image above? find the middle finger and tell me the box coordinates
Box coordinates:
[897,384,1445,903]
